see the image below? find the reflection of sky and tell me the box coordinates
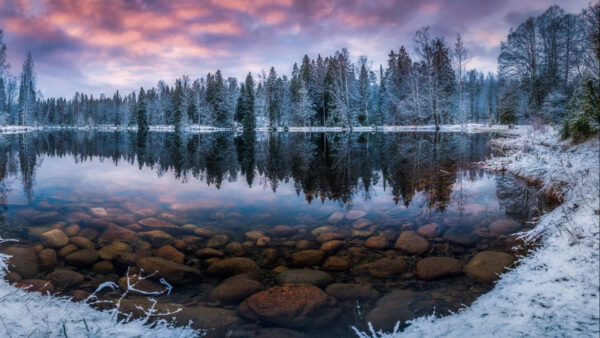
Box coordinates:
[1,152,538,232]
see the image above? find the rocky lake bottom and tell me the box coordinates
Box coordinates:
[0,131,556,337]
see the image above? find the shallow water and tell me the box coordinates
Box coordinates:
[0,131,551,337]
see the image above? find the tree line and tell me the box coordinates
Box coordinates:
[0,4,597,135]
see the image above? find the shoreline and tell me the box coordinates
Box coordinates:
[357,126,599,337]
[0,123,517,134]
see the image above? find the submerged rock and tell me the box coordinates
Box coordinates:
[291,250,324,266]
[46,269,85,288]
[394,231,430,255]
[465,251,515,283]
[173,305,242,332]
[38,248,57,270]
[416,257,462,280]
[238,284,340,328]
[417,223,443,237]
[489,219,522,236]
[443,226,479,247]
[138,217,178,230]
[322,256,350,271]
[320,240,344,253]
[275,269,333,287]
[40,229,69,249]
[368,258,408,278]
[326,212,345,224]
[207,234,229,248]
[206,257,261,278]
[366,290,420,331]
[208,274,265,304]
[325,283,380,301]
[65,249,99,266]
[268,225,297,237]
[156,245,185,264]
[137,257,200,284]
[365,235,389,250]
[346,210,367,220]
[3,246,39,278]
[98,242,133,260]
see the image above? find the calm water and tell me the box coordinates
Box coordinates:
[0,131,550,337]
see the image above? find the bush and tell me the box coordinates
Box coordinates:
[561,78,600,141]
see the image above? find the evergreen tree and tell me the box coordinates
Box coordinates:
[18,52,36,126]
[136,87,148,132]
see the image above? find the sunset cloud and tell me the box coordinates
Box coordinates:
[0,0,589,98]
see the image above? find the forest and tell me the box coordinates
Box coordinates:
[0,4,598,137]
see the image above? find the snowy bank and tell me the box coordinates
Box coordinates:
[357,126,599,337]
[0,242,200,337]
[1,123,516,134]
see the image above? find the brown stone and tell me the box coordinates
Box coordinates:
[394,231,430,255]
[98,225,137,244]
[325,283,380,301]
[417,223,443,237]
[65,249,99,266]
[138,217,178,230]
[46,269,85,288]
[275,269,333,287]
[207,234,229,248]
[206,257,261,278]
[137,257,200,284]
[268,225,297,237]
[63,224,81,236]
[239,284,340,328]
[291,250,324,266]
[92,261,115,274]
[57,244,78,258]
[320,240,344,253]
[416,257,462,280]
[77,228,99,241]
[195,248,224,258]
[256,236,271,247]
[368,258,408,278]
[40,229,69,248]
[465,251,515,283]
[156,245,185,264]
[489,219,522,236]
[69,236,95,250]
[225,242,245,256]
[315,232,344,243]
[97,242,133,260]
[38,248,57,270]
[2,246,39,278]
[365,235,389,250]
[322,256,350,271]
[208,275,265,304]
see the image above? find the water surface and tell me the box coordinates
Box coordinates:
[0,131,549,337]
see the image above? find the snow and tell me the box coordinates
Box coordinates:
[0,242,200,337]
[1,123,518,134]
[357,126,600,337]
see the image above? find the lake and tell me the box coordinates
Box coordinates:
[0,131,551,337]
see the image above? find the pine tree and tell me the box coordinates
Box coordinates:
[172,79,184,131]
[136,87,148,132]
[18,52,36,126]
[242,73,256,131]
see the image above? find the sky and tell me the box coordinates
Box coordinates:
[0,0,591,98]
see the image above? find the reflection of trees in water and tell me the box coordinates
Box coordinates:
[0,131,494,208]
[495,174,545,221]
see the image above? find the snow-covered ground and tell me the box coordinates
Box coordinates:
[358,126,600,337]
[0,244,200,337]
[1,123,515,134]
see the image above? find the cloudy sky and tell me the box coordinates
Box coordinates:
[0,0,590,98]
